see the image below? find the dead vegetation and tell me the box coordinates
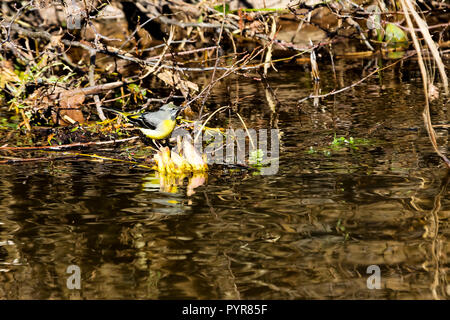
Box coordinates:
[0,0,449,168]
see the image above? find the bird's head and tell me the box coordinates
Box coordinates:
[160,103,181,120]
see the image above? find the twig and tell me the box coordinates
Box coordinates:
[194,105,229,143]
[199,2,227,118]
[345,17,374,51]
[297,51,415,103]
[147,46,218,61]
[88,49,106,121]
[187,47,264,108]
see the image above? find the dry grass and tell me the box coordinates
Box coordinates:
[399,0,450,168]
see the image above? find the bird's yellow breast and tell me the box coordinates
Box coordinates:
[139,119,176,140]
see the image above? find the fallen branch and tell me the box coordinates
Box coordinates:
[49,81,125,99]
[72,152,154,169]
[0,137,139,151]
[0,155,79,164]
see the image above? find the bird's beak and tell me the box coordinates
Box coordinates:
[171,108,181,119]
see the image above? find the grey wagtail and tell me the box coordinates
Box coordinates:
[103,103,181,140]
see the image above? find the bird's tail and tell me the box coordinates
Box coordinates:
[101,107,146,127]
[101,107,132,117]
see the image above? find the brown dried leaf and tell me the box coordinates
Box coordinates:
[0,60,20,89]
[52,91,85,125]
[248,21,264,36]
[157,70,198,97]
[50,35,64,51]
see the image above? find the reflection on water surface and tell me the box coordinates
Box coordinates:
[0,61,449,299]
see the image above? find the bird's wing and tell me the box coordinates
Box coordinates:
[141,110,170,129]
[126,113,157,130]
[103,107,163,130]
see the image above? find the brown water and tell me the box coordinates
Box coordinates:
[0,58,449,299]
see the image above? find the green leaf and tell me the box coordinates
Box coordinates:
[384,23,408,47]
[386,51,406,59]
[249,148,264,165]
[214,4,230,14]
[307,146,316,154]
[128,83,140,93]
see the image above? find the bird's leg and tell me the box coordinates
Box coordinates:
[152,139,163,150]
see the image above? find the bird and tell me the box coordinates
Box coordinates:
[102,103,181,142]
